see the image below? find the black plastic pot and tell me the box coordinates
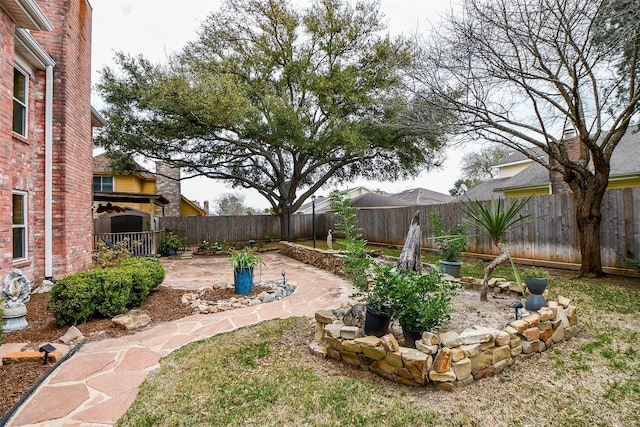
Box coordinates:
[401,325,423,348]
[364,305,391,337]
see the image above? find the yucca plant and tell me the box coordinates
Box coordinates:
[461,197,535,301]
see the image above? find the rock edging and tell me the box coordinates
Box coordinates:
[311,295,578,390]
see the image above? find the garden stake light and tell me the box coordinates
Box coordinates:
[508,300,524,320]
[39,343,56,365]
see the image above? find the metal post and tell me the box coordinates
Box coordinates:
[287,204,291,242]
[311,195,316,248]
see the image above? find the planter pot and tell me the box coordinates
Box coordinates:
[524,277,548,311]
[162,247,177,257]
[401,325,423,349]
[234,267,254,295]
[439,260,463,278]
[364,305,391,337]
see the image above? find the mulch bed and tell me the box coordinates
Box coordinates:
[0,284,270,418]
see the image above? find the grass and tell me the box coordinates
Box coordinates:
[117,250,640,426]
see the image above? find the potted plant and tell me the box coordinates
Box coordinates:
[521,266,549,311]
[428,213,467,278]
[159,231,186,256]
[388,268,459,348]
[360,265,396,337]
[230,249,265,295]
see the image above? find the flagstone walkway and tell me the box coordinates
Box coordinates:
[5,253,354,426]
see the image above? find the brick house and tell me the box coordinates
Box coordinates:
[1,0,100,284]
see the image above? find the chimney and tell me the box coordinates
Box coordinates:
[203,200,210,216]
[549,128,580,194]
[155,162,182,216]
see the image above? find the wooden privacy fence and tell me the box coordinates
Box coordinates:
[159,188,640,271]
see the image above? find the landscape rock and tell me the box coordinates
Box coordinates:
[112,309,151,330]
[59,326,84,344]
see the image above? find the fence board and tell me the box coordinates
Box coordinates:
[157,188,639,270]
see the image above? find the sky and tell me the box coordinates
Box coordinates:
[89,0,466,210]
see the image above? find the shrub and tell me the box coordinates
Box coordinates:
[92,238,132,268]
[624,256,640,274]
[48,272,100,326]
[387,268,459,332]
[198,240,228,253]
[521,266,549,279]
[121,257,165,306]
[94,269,133,318]
[48,257,166,326]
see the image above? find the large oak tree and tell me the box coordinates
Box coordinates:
[96,0,448,235]
[411,0,640,276]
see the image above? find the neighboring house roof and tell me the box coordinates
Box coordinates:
[93,153,155,180]
[350,193,410,209]
[494,162,550,192]
[457,178,510,201]
[181,196,207,216]
[297,186,454,213]
[609,128,640,176]
[392,188,455,205]
[297,186,377,214]
[494,146,545,167]
[460,127,640,199]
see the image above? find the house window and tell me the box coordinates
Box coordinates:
[13,192,27,260]
[93,176,114,192]
[13,67,28,137]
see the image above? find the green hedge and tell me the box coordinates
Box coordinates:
[48,257,165,326]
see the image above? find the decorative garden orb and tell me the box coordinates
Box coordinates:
[1,268,31,332]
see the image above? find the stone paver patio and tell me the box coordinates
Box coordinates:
[5,253,354,426]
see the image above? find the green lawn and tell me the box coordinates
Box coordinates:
[118,254,640,427]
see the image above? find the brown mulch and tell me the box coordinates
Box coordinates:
[0,284,270,418]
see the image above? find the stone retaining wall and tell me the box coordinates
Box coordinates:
[311,296,578,390]
[279,242,346,275]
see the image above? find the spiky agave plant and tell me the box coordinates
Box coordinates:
[461,197,535,301]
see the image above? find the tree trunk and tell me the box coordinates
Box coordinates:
[480,250,510,301]
[574,192,605,277]
[278,206,292,242]
[568,165,608,277]
[397,211,422,273]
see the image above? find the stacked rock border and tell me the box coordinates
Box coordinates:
[311,296,578,390]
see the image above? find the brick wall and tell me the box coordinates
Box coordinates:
[0,12,16,274]
[0,0,94,283]
[40,0,94,278]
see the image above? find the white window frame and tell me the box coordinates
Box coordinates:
[13,59,31,138]
[12,191,28,261]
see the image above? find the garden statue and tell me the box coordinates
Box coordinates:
[1,268,31,332]
[327,229,333,250]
